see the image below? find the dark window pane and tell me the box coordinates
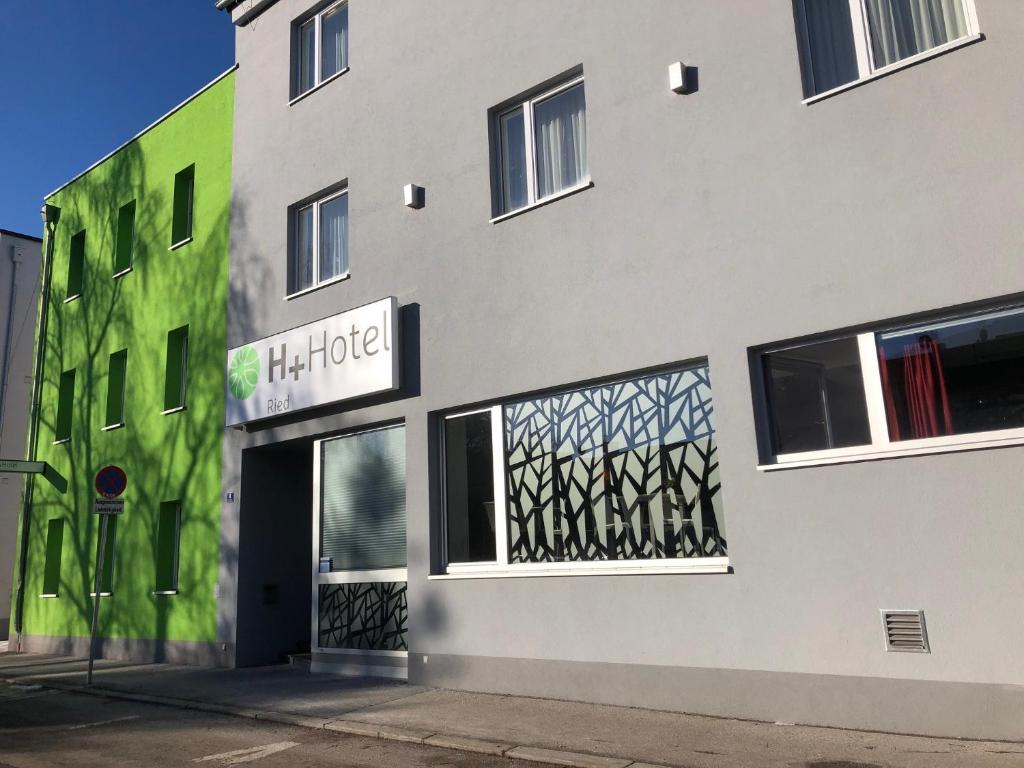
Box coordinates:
[794,0,860,96]
[172,165,194,245]
[106,349,128,427]
[298,18,316,93]
[43,519,64,595]
[94,517,117,594]
[55,369,75,441]
[763,337,871,454]
[114,200,135,273]
[164,326,188,411]
[444,412,496,563]
[156,501,181,591]
[67,230,85,298]
[498,107,527,213]
[878,308,1024,441]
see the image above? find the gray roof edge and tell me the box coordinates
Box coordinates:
[216,0,279,26]
[44,64,239,201]
[0,228,43,243]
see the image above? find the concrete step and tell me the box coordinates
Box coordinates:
[287,653,311,672]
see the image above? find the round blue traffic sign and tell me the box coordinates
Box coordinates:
[95,465,127,499]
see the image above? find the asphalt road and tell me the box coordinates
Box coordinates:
[0,682,537,768]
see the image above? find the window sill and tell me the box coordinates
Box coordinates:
[161,405,186,415]
[284,272,350,300]
[759,428,1024,470]
[88,592,113,598]
[39,593,59,598]
[431,557,730,579]
[101,423,125,432]
[112,266,133,279]
[289,67,350,106]
[803,33,983,104]
[63,294,81,304]
[169,237,193,252]
[490,179,594,224]
[52,438,70,446]
[152,590,178,596]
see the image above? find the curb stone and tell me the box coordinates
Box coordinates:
[6,675,679,768]
[504,746,633,768]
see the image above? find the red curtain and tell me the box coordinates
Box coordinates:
[879,337,954,440]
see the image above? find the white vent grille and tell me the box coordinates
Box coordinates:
[881,610,929,653]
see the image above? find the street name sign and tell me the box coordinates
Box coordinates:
[0,459,45,473]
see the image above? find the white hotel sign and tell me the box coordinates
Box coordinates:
[225,297,399,426]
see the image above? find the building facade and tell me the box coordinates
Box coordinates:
[0,229,43,641]
[215,0,1024,740]
[12,70,235,662]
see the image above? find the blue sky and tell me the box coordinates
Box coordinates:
[0,1,234,237]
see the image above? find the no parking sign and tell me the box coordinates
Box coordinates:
[95,465,127,499]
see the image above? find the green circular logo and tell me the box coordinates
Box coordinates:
[228,346,260,400]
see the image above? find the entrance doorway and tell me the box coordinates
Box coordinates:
[311,424,408,678]
[235,440,313,667]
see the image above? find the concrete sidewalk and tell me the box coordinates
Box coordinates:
[0,653,1020,768]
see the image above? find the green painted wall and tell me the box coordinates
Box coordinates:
[14,71,234,647]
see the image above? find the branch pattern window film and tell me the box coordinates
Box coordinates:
[504,366,726,563]
[318,582,407,651]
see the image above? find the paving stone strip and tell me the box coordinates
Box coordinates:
[1,675,672,768]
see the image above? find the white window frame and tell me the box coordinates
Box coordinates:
[758,304,1024,470]
[491,74,592,221]
[797,0,981,103]
[292,0,349,103]
[436,390,730,580]
[287,187,348,298]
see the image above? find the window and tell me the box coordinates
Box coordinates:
[443,410,499,564]
[440,364,728,575]
[55,369,75,442]
[114,200,136,274]
[163,326,189,412]
[67,230,85,299]
[105,349,127,428]
[171,165,195,246]
[92,517,117,595]
[289,188,348,295]
[492,73,589,217]
[294,1,348,98]
[319,425,406,572]
[42,519,64,596]
[757,303,1024,465]
[794,0,978,97]
[155,501,181,593]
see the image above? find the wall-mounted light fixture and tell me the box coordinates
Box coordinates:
[668,62,695,94]
[404,184,425,209]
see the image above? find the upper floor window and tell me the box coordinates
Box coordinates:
[491,73,589,218]
[54,369,76,443]
[163,326,189,413]
[756,302,1024,466]
[288,187,348,296]
[294,1,349,99]
[104,349,128,429]
[794,0,978,98]
[171,164,195,247]
[114,200,136,276]
[66,230,85,300]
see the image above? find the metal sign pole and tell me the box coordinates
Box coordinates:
[86,513,109,686]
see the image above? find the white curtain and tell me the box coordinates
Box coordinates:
[321,4,348,78]
[865,0,968,67]
[534,83,587,199]
[319,195,348,281]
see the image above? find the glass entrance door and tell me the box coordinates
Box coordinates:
[311,425,407,675]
